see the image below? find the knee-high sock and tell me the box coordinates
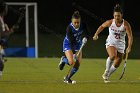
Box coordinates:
[67,67,78,80]
[105,57,113,72]
[0,60,4,71]
[1,49,5,56]
[67,59,79,79]
[108,65,117,76]
[62,57,69,65]
[0,71,2,76]
[0,46,4,72]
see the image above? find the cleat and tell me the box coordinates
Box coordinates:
[2,58,7,63]
[102,71,109,80]
[102,71,110,83]
[104,79,111,83]
[58,56,65,70]
[102,73,108,80]
[63,76,76,84]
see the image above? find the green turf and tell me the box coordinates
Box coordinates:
[0,58,140,93]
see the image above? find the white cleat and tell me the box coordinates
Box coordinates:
[102,72,110,83]
[102,73,108,80]
[104,79,111,83]
[63,76,76,84]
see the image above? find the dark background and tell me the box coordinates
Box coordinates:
[3,0,140,58]
[5,0,140,34]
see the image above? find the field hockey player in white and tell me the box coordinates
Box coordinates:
[93,4,133,83]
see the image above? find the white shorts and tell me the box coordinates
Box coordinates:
[105,40,125,53]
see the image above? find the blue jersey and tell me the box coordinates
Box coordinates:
[63,22,89,52]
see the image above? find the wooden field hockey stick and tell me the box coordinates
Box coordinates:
[119,52,129,80]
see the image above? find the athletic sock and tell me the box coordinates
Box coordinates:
[62,57,69,65]
[67,67,78,80]
[0,59,4,71]
[105,57,113,73]
[108,65,117,76]
[0,49,5,56]
[0,71,2,76]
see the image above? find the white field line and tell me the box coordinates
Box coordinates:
[0,80,140,84]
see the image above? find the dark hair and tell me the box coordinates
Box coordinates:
[0,0,7,14]
[113,4,123,14]
[72,11,81,19]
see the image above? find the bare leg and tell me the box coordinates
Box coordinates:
[102,46,116,81]
[64,50,82,83]
[0,45,4,77]
[108,52,124,77]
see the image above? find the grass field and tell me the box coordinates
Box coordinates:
[0,58,140,93]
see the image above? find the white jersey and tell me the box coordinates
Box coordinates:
[106,19,126,53]
[107,19,126,44]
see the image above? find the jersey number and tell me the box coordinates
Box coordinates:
[115,33,120,39]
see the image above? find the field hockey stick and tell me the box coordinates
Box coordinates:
[76,43,84,57]
[11,7,25,31]
[119,52,129,80]
[3,7,25,41]
[76,37,87,57]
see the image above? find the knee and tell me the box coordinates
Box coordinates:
[69,60,80,68]
[73,60,80,68]
[109,55,115,61]
[68,60,75,65]
[114,58,123,68]
[114,63,120,68]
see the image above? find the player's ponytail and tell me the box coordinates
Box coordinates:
[113,4,123,14]
[72,11,81,19]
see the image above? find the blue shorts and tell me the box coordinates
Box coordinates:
[63,43,81,52]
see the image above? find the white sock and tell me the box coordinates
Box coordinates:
[105,57,113,73]
[108,65,117,76]
[0,71,2,76]
[1,49,5,55]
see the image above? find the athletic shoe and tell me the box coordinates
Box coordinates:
[104,79,110,83]
[58,56,65,70]
[102,72,110,83]
[63,76,76,84]
[102,73,108,80]
[2,58,7,63]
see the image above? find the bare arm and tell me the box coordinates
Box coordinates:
[4,24,9,31]
[5,23,16,34]
[124,21,133,53]
[93,20,112,40]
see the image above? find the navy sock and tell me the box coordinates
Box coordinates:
[67,67,78,80]
[0,60,4,71]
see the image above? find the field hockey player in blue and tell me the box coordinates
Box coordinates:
[58,11,89,84]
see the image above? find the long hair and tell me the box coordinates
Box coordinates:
[113,4,123,14]
[72,11,81,19]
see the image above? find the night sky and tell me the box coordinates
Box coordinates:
[5,0,140,35]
